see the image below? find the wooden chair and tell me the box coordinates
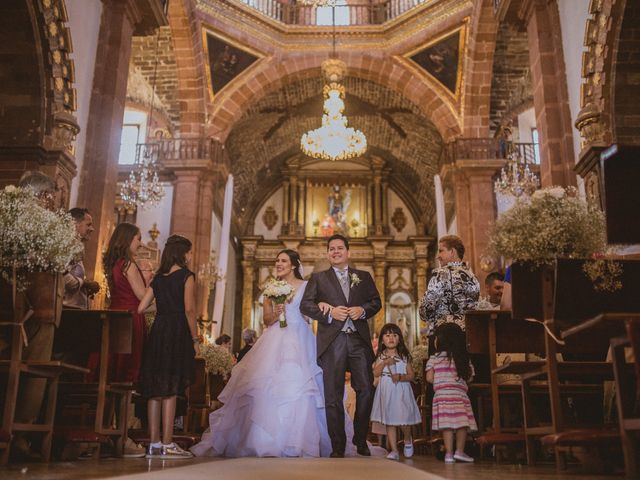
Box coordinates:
[184,358,211,434]
[53,309,134,458]
[510,260,636,468]
[0,293,89,464]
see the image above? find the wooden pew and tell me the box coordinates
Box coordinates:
[0,294,89,464]
[53,309,133,457]
[510,260,638,468]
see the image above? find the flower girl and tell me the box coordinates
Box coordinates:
[426,323,477,463]
[370,323,421,460]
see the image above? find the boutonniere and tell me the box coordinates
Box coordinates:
[350,272,361,288]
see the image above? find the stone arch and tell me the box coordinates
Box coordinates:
[207,54,462,143]
[575,0,631,151]
[0,0,78,192]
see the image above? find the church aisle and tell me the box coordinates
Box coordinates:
[1,456,618,480]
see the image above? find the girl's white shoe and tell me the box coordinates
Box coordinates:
[444,453,456,464]
[386,451,400,460]
[453,451,474,463]
[403,442,414,458]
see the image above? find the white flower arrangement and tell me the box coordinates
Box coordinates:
[489,186,606,265]
[349,272,361,288]
[199,343,234,379]
[0,185,83,289]
[262,278,294,328]
[410,345,429,384]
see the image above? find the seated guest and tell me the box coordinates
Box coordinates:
[63,208,100,309]
[215,334,232,352]
[476,271,504,310]
[237,328,257,362]
[500,265,512,311]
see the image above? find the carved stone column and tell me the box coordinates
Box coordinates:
[75,0,143,278]
[240,237,261,331]
[410,236,431,312]
[282,180,290,228]
[241,260,255,331]
[441,159,504,287]
[288,175,298,235]
[370,237,392,334]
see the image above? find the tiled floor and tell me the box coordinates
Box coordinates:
[0,455,621,480]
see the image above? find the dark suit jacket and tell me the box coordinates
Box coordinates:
[300,267,381,360]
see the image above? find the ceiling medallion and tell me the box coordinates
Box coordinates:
[300,59,367,161]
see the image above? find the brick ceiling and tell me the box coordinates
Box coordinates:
[225,75,444,230]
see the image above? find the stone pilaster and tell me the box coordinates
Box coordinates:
[519,0,577,188]
[75,0,142,278]
[441,159,504,287]
[240,237,261,331]
[370,236,392,335]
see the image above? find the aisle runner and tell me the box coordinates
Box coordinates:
[112,457,446,480]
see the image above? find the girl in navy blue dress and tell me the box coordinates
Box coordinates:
[138,235,199,459]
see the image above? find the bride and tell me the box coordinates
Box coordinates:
[191,249,332,458]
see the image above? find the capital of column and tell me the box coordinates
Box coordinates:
[240,236,262,261]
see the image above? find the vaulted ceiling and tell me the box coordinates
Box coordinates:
[225,75,445,232]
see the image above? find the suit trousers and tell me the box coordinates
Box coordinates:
[318,331,374,453]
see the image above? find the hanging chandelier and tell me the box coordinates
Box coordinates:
[119,31,165,210]
[300,56,367,161]
[494,149,540,197]
[120,146,165,209]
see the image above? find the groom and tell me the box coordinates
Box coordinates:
[301,234,381,458]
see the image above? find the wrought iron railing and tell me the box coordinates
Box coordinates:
[444,138,540,165]
[135,138,229,168]
[234,0,427,26]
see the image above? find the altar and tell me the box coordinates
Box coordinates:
[238,154,434,345]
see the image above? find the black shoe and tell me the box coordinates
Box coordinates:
[356,444,371,456]
[330,451,345,458]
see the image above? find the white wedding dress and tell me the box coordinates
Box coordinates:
[191,282,332,458]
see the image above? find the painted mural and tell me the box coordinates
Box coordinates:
[409,30,461,95]
[206,33,259,95]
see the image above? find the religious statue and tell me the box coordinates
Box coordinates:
[326,184,351,235]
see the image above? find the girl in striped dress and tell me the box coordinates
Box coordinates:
[426,323,477,463]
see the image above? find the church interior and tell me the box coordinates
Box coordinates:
[1,0,640,478]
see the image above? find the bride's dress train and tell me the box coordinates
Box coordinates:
[191,284,332,458]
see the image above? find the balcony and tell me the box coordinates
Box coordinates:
[210,0,430,26]
[444,138,540,165]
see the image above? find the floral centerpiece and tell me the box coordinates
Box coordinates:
[199,342,234,379]
[489,186,620,291]
[0,185,83,291]
[262,278,294,328]
[410,344,429,384]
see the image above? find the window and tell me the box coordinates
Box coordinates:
[118,109,148,165]
[316,1,350,26]
[531,127,541,164]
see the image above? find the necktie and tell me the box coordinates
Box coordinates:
[338,269,349,299]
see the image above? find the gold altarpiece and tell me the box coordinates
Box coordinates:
[240,155,433,347]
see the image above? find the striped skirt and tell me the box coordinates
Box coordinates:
[431,387,477,431]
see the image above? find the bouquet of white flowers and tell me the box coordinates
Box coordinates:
[199,343,234,379]
[262,278,294,328]
[0,185,83,290]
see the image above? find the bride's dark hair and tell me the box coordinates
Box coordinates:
[277,249,304,280]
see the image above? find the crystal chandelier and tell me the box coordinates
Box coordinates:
[494,149,540,197]
[301,56,367,161]
[119,30,165,210]
[120,146,165,209]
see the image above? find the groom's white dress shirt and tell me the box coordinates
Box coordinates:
[328,267,364,332]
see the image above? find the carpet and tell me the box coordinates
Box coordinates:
[111,457,447,480]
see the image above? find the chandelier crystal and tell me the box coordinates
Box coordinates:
[120,146,165,209]
[301,59,366,161]
[494,149,540,197]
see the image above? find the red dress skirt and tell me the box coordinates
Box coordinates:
[87,259,147,383]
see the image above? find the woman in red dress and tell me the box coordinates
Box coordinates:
[89,222,147,383]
